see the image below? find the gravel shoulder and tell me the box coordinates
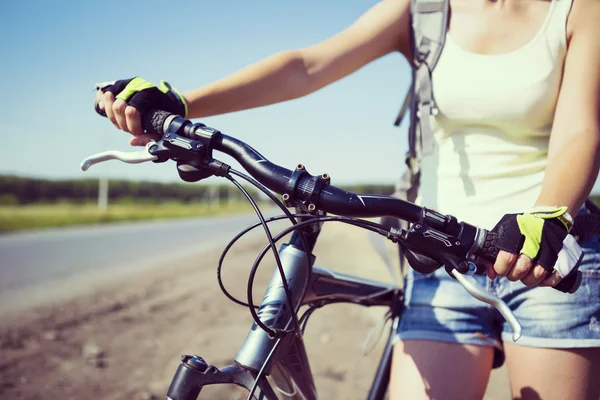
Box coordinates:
[0,223,510,399]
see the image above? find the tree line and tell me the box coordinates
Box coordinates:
[0,175,397,205]
[0,175,255,204]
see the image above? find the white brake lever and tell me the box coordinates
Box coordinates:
[451,264,522,341]
[80,142,158,171]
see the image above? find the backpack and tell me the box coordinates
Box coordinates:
[394,0,448,203]
[385,0,450,275]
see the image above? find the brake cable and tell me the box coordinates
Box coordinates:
[219,169,392,339]
[224,173,303,337]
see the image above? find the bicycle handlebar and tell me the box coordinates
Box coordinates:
[145,110,424,222]
[119,109,584,294]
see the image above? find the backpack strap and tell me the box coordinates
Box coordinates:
[395,0,449,174]
[389,0,449,279]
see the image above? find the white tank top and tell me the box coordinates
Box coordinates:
[418,0,574,229]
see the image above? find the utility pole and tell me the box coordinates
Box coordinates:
[210,185,219,209]
[98,176,109,212]
[228,184,234,207]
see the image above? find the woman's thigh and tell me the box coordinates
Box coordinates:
[391,267,501,399]
[504,344,600,400]
[390,340,494,400]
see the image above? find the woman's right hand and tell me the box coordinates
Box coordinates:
[95,78,187,146]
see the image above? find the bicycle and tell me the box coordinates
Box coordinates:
[81,110,583,400]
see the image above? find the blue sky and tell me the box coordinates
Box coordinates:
[2,0,597,194]
[0,0,412,185]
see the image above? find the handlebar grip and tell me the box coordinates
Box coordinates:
[94,101,171,138]
[474,230,582,294]
[142,109,172,137]
[474,230,500,262]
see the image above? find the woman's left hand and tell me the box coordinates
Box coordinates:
[482,207,583,288]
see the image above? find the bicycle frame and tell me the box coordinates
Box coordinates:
[165,218,403,400]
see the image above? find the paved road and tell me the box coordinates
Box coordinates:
[0,211,282,309]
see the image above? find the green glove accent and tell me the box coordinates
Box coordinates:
[104,77,188,118]
[115,77,156,101]
[516,214,544,259]
[528,206,572,232]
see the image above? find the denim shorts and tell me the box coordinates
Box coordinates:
[396,235,600,351]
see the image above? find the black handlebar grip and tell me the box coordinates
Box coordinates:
[474,230,499,262]
[142,109,172,137]
[474,230,582,294]
[93,101,171,138]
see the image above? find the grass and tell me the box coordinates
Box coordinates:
[0,201,253,233]
[4,196,598,234]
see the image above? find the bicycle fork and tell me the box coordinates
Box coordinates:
[166,230,319,400]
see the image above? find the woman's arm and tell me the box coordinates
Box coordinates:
[184,0,411,118]
[99,0,410,143]
[535,0,600,214]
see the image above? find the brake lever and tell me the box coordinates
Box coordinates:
[450,264,522,341]
[80,142,158,171]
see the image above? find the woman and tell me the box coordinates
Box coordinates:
[96,0,600,398]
